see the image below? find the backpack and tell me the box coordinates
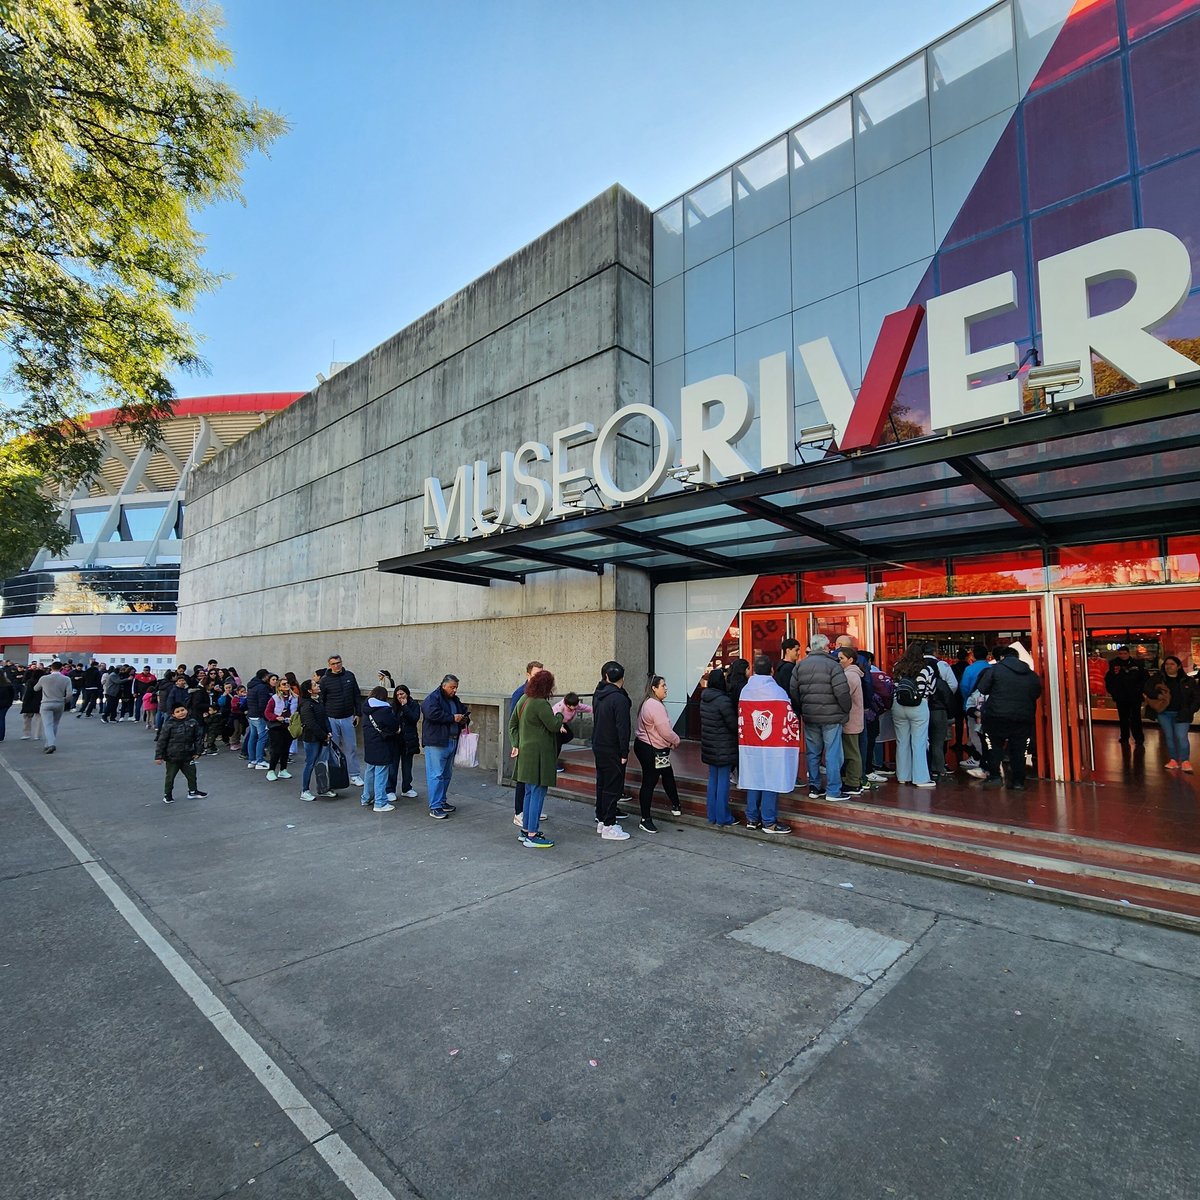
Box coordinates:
[288,709,303,739]
[869,670,895,715]
[929,671,954,712]
[894,675,922,707]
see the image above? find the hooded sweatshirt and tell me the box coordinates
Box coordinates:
[977,656,1042,723]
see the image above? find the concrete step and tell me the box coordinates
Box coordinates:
[546,758,1200,930]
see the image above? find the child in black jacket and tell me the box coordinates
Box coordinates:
[154,704,207,804]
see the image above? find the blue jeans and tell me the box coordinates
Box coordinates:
[892,701,932,784]
[302,740,323,791]
[521,783,547,833]
[245,716,268,764]
[328,716,361,777]
[745,789,777,825]
[424,742,456,810]
[706,765,732,823]
[362,763,389,808]
[1158,713,1191,762]
[804,721,845,797]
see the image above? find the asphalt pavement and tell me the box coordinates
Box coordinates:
[1,713,1197,1200]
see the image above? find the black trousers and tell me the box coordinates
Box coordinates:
[80,688,100,715]
[163,758,197,797]
[267,725,291,770]
[1115,697,1144,743]
[982,718,1033,786]
[103,695,119,720]
[633,738,680,818]
[594,752,626,824]
[927,707,949,776]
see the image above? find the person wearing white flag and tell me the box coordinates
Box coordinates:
[737,656,798,835]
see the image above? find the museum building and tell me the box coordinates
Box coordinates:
[178,0,1200,814]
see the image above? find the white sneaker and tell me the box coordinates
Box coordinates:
[966,767,988,780]
[402,789,418,798]
[596,820,603,834]
[601,824,631,840]
[277,769,291,779]
[266,770,277,781]
[513,814,524,827]
[386,792,396,804]
[374,803,396,813]
[867,772,889,783]
[301,790,316,801]
[350,775,365,787]
[255,762,269,770]
[915,781,936,789]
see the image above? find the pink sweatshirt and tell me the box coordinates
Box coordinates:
[842,663,864,735]
[552,698,592,722]
[636,696,681,750]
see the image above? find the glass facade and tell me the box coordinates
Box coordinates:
[652,0,1200,441]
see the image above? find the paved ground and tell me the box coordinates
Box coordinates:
[1,715,1198,1200]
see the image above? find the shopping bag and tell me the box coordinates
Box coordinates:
[324,742,350,790]
[453,731,479,768]
[312,755,330,796]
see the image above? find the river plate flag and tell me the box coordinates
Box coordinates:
[737,673,801,794]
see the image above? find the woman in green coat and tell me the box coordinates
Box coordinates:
[508,669,564,848]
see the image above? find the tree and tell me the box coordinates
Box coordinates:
[0,0,284,553]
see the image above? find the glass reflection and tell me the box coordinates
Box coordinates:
[791,100,855,212]
[734,138,789,242]
[684,173,733,269]
[854,55,929,180]
[929,4,1019,142]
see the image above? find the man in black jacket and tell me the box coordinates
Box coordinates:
[591,661,632,840]
[1104,646,1147,746]
[78,662,103,717]
[977,646,1043,790]
[320,654,364,786]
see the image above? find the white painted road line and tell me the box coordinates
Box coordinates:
[3,757,400,1200]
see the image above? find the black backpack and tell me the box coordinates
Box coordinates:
[894,675,922,707]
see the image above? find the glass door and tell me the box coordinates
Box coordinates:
[1059,598,1094,779]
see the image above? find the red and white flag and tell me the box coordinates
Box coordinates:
[737,673,800,793]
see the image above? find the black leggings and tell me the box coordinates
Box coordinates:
[633,738,680,819]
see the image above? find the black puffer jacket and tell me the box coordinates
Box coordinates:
[319,670,361,719]
[788,653,851,726]
[591,681,632,757]
[396,698,421,753]
[298,696,331,744]
[155,715,203,761]
[977,657,1042,723]
[699,688,738,767]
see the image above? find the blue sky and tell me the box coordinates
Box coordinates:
[178,0,991,398]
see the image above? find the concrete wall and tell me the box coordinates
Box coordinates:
[177,187,654,749]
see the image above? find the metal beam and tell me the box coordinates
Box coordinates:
[945,454,1049,537]
[730,497,872,557]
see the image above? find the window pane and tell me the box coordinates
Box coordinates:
[793,289,862,414]
[790,100,854,213]
[929,4,1019,142]
[684,173,732,269]
[933,108,1020,247]
[653,356,685,434]
[735,138,789,242]
[1126,0,1198,39]
[734,223,791,331]
[952,549,1046,593]
[684,336,734,384]
[1166,535,1200,583]
[683,251,734,352]
[1129,13,1200,168]
[1141,152,1200,286]
[801,568,869,604]
[791,189,858,309]
[745,574,801,606]
[1024,58,1129,211]
[653,275,684,363]
[939,224,1033,349]
[1049,540,1164,588]
[854,56,930,181]
[653,199,684,282]
[71,509,108,543]
[1024,0,1119,91]
[855,151,935,282]
[123,505,167,541]
[870,561,950,600]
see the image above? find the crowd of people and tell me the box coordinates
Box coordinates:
[2,635,1195,830]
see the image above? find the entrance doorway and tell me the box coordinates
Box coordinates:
[740,606,867,662]
[873,596,1051,777]
[1058,587,1200,783]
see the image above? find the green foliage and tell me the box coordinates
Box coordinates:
[0,0,284,505]
[0,446,69,578]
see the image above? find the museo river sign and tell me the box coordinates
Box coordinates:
[424,228,1200,544]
